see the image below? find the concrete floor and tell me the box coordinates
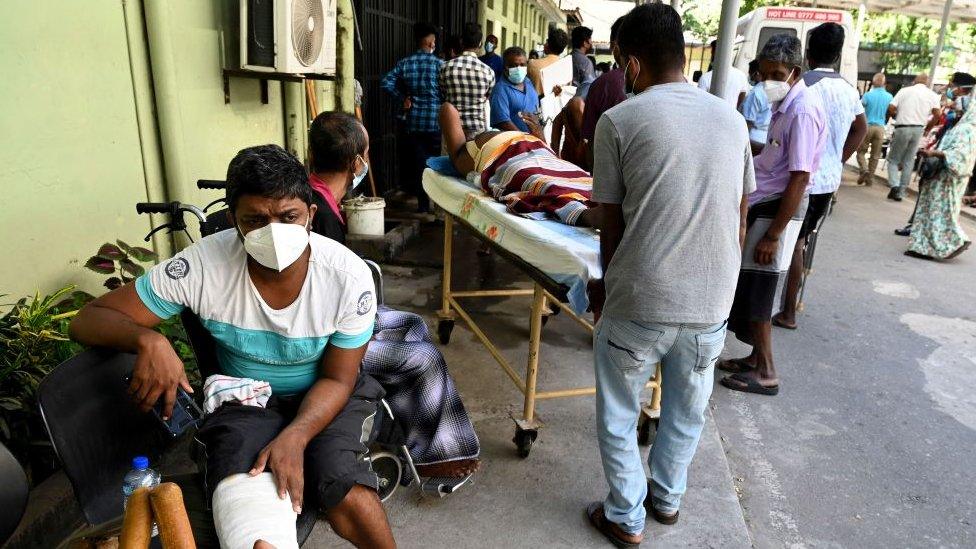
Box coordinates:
[309,221,750,547]
[712,170,976,548]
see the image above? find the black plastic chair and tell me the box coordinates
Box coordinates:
[38,348,316,547]
[0,441,29,545]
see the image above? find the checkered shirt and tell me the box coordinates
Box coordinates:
[380,50,445,134]
[439,52,495,136]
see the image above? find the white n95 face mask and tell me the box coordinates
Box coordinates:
[241,221,310,272]
[762,79,791,103]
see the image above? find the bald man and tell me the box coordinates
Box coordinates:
[857,73,894,185]
[885,73,941,200]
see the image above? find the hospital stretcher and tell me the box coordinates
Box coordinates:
[423,169,662,457]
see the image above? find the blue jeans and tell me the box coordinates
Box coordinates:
[594,316,727,534]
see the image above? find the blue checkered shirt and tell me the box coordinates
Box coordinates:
[380,50,444,134]
[440,52,495,136]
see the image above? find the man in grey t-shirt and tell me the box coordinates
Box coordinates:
[584,4,755,546]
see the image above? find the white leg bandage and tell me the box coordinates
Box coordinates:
[212,473,299,549]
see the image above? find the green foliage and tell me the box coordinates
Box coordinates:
[84,240,157,290]
[860,13,976,76]
[682,2,719,44]
[0,286,85,482]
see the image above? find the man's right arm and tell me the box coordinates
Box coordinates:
[591,116,625,318]
[70,283,191,418]
[379,63,403,102]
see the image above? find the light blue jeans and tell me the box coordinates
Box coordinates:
[886,125,924,195]
[594,316,727,534]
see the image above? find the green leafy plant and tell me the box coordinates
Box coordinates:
[0,286,84,483]
[84,240,157,290]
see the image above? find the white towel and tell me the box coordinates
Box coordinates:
[203,375,272,415]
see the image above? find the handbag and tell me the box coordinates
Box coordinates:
[918,155,945,182]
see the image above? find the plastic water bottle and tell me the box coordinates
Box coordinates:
[122,456,160,536]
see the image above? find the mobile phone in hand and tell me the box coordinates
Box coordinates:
[123,374,202,437]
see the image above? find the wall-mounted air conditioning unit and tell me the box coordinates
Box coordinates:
[240,0,337,75]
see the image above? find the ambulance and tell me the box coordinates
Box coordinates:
[733,7,859,84]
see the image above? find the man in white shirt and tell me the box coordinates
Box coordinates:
[772,23,867,331]
[886,73,941,200]
[698,39,750,108]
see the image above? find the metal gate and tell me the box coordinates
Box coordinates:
[354,0,478,196]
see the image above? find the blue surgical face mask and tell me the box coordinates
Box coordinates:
[507,66,528,85]
[351,155,368,190]
[947,87,956,100]
[485,42,495,54]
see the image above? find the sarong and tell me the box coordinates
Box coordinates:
[728,195,809,345]
[362,307,480,465]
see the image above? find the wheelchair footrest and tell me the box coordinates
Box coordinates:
[420,474,473,497]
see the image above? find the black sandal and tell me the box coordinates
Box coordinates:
[585,502,642,548]
[717,358,755,374]
[720,373,780,396]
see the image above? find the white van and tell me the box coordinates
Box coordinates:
[733,7,858,84]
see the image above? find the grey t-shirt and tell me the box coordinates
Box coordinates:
[593,82,756,324]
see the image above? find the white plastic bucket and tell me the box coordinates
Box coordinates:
[343,196,386,236]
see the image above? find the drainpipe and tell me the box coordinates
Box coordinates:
[335,0,355,113]
[283,82,308,162]
[121,0,173,258]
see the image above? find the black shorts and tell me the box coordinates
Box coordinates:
[799,192,833,240]
[195,373,385,511]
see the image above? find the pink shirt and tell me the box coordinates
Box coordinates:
[750,79,827,206]
[309,173,345,225]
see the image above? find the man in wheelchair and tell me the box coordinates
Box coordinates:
[70,145,396,548]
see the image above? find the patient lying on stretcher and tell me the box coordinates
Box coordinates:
[440,102,600,227]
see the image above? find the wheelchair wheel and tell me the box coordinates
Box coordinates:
[370,451,402,502]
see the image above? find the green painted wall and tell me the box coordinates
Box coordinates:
[0,1,151,299]
[0,0,294,301]
[481,0,566,54]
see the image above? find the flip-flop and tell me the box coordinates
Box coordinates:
[771,315,797,330]
[585,502,642,548]
[720,373,780,396]
[946,241,972,260]
[717,358,755,374]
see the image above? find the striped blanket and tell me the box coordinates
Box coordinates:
[478,133,593,225]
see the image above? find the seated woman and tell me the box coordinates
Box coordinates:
[440,102,600,227]
[308,111,480,478]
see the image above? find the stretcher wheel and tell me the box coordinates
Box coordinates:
[513,427,537,458]
[637,415,658,446]
[370,451,402,502]
[437,319,455,344]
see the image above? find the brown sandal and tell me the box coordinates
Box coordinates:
[585,502,642,548]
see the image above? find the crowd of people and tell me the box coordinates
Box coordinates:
[65,2,976,547]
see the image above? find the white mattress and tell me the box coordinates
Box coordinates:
[423,168,601,314]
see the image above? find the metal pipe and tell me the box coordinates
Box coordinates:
[335,0,356,112]
[709,0,742,100]
[929,0,953,86]
[283,82,307,161]
[855,2,867,42]
[121,0,173,258]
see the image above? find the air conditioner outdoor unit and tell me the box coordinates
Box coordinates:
[240,0,337,75]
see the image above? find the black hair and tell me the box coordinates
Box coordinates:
[807,22,845,67]
[225,145,312,211]
[461,22,483,49]
[710,39,718,52]
[951,71,976,87]
[617,3,685,74]
[308,111,367,174]
[503,46,527,63]
[486,34,498,44]
[445,34,463,56]
[571,26,593,49]
[748,59,760,74]
[610,17,624,44]
[413,22,437,45]
[546,26,569,55]
[529,49,540,60]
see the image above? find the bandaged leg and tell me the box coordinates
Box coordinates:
[212,473,298,549]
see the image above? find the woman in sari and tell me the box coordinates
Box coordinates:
[907,74,975,261]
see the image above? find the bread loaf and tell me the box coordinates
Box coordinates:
[149,482,196,549]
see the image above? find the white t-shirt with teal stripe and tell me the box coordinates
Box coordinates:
[136,229,376,395]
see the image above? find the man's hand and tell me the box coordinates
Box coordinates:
[128,333,192,419]
[403,97,413,110]
[754,233,779,266]
[587,279,606,323]
[250,429,308,514]
[519,112,545,139]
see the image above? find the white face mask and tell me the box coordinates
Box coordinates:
[241,221,310,272]
[351,155,368,190]
[762,79,792,103]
